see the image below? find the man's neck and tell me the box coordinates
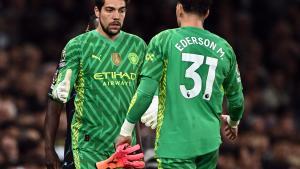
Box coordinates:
[96,27,119,41]
[180,15,204,29]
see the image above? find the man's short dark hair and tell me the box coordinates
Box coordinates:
[95,0,130,9]
[178,0,212,16]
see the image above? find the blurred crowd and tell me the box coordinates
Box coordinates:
[0,0,300,169]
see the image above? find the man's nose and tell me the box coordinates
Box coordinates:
[112,11,120,20]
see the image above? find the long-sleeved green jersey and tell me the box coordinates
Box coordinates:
[49,30,146,155]
[126,27,244,158]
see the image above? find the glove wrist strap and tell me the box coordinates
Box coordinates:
[120,119,135,137]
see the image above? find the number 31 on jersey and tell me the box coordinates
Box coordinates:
[180,53,218,100]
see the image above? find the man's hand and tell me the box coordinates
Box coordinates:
[115,135,132,148]
[141,96,158,129]
[221,115,239,140]
[119,119,135,145]
[45,148,61,169]
[52,69,72,103]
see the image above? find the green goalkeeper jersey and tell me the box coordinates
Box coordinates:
[126,27,244,158]
[49,30,146,154]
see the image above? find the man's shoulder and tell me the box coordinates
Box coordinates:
[158,29,176,37]
[151,29,176,42]
[66,31,94,46]
[122,31,146,44]
[205,31,236,58]
[207,31,232,49]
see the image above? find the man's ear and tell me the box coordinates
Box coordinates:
[204,9,210,19]
[94,6,100,18]
[176,3,184,18]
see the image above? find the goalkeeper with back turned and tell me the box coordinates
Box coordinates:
[116,0,245,168]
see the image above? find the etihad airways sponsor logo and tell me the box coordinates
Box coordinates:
[102,80,132,86]
[93,72,137,80]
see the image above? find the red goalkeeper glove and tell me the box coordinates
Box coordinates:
[96,143,145,169]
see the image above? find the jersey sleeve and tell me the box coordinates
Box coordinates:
[135,40,147,87]
[126,35,163,123]
[48,39,81,103]
[223,47,244,121]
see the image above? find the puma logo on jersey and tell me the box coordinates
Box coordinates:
[92,54,101,61]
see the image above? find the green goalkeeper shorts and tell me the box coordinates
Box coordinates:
[157,149,218,169]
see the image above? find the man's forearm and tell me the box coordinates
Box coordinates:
[127,91,153,124]
[44,99,64,149]
[127,77,158,124]
[227,91,244,122]
[120,77,158,137]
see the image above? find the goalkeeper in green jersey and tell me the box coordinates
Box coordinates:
[116,0,245,168]
[44,0,158,169]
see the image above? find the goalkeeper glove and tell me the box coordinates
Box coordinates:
[141,96,158,129]
[52,69,72,103]
[96,143,145,169]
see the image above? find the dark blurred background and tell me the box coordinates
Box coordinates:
[0,0,300,168]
